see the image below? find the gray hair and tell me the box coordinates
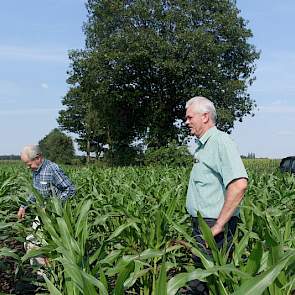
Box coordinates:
[21,144,42,160]
[186,96,217,123]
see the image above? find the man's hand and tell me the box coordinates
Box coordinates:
[17,207,26,220]
[211,178,247,237]
[211,223,224,237]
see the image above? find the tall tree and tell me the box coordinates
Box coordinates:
[57,52,107,163]
[59,0,259,154]
[39,129,75,164]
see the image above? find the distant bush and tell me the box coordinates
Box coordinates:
[39,128,75,165]
[103,145,142,166]
[144,143,193,167]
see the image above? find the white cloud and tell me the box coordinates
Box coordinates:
[0,45,68,63]
[0,80,21,98]
[41,83,49,89]
[259,105,295,113]
[276,130,295,136]
[0,108,60,115]
[0,97,16,104]
[271,100,284,105]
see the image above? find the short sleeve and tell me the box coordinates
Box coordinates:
[218,135,248,188]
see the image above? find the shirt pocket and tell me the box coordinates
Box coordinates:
[192,161,211,185]
[39,181,51,197]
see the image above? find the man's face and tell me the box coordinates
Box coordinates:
[185,106,207,138]
[21,154,42,171]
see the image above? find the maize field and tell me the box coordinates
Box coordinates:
[0,160,294,294]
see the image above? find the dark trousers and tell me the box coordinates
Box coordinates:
[192,216,239,264]
[187,216,239,294]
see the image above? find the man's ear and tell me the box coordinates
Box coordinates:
[202,112,210,123]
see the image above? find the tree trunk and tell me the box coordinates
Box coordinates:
[86,139,91,163]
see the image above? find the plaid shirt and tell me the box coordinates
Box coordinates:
[23,159,75,207]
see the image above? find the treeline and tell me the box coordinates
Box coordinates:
[39,128,193,166]
[0,155,20,160]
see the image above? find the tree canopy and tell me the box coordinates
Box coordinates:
[58,0,259,162]
[39,129,75,164]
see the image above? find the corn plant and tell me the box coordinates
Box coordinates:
[0,160,294,294]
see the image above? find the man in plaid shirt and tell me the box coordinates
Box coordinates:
[17,144,75,219]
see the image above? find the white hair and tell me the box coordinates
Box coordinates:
[186,96,217,123]
[21,144,42,160]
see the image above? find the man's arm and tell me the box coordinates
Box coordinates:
[17,194,36,220]
[52,166,75,201]
[211,177,248,236]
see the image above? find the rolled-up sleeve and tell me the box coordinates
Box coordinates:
[20,193,36,209]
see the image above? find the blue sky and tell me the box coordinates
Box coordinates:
[0,1,87,155]
[233,0,295,158]
[0,1,294,159]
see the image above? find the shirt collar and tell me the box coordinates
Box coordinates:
[198,126,217,146]
[34,158,46,174]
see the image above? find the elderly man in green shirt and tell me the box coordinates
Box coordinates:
[186,96,248,294]
[185,96,248,292]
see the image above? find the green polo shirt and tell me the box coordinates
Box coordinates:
[186,126,248,218]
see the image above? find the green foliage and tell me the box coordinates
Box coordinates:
[39,128,75,164]
[58,92,106,162]
[243,158,280,174]
[103,144,142,166]
[59,0,260,159]
[1,161,294,294]
[144,143,193,167]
